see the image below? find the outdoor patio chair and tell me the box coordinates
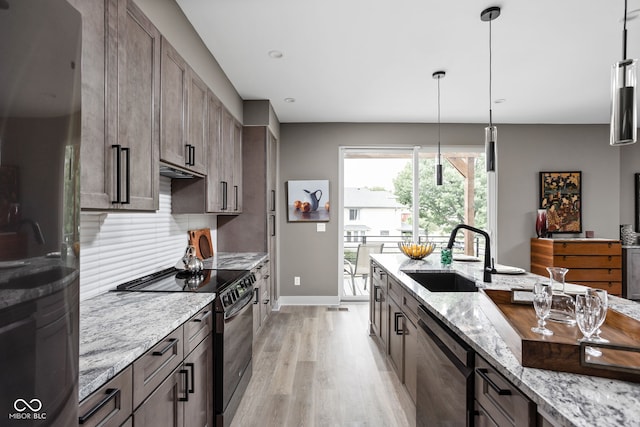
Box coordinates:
[344,242,384,295]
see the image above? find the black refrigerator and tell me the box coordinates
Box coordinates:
[0,1,82,425]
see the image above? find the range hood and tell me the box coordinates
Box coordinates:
[160,164,196,179]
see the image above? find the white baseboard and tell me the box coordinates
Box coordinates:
[278,295,341,306]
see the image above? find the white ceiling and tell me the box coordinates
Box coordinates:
[176,0,640,124]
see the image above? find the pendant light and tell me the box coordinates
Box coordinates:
[481,6,500,172]
[433,70,446,186]
[610,0,637,146]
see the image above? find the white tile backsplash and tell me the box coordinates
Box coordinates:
[79,176,216,301]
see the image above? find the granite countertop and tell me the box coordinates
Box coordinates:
[78,251,267,402]
[371,253,640,427]
[203,252,268,270]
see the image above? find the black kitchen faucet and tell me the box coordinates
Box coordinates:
[446,224,495,283]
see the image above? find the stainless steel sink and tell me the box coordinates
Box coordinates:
[406,272,478,292]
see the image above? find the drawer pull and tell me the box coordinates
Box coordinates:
[476,368,512,396]
[193,310,211,323]
[78,388,120,424]
[185,362,195,394]
[152,338,178,356]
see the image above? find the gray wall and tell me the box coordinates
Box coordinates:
[620,143,640,226]
[279,122,638,299]
[134,0,243,121]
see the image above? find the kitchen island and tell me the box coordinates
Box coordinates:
[371,253,640,427]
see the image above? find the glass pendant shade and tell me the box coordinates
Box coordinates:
[610,59,637,146]
[485,125,497,172]
[435,162,443,185]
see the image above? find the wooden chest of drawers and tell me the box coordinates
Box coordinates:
[530,238,622,296]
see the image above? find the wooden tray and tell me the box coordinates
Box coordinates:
[479,289,640,383]
[188,228,213,260]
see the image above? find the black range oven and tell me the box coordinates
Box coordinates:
[116,267,255,427]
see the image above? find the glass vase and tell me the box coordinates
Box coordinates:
[546,266,576,325]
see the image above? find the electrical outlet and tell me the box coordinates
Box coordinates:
[294,276,301,286]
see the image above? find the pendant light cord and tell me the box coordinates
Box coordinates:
[623,0,628,61]
[437,76,441,160]
[489,17,493,128]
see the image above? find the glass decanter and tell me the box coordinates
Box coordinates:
[546,267,576,325]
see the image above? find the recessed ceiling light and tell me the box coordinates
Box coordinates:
[268,50,283,59]
[494,98,506,104]
[284,98,295,103]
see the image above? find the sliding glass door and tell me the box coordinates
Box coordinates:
[339,146,488,301]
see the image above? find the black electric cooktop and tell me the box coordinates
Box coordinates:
[115,268,249,293]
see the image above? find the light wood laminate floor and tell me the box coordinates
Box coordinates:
[231,304,415,427]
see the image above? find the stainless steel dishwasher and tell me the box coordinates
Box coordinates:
[416,304,474,427]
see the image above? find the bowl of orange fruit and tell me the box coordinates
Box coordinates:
[398,241,435,260]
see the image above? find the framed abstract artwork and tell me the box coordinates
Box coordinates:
[539,171,582,234]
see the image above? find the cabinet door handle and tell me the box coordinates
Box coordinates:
[374,285,381,302]
[475,368,512,395]
[122,147,130,204]
[270,215,276,237]
[253,288,259,304]
[234,185,239,211]
[185,362,195,394]
[179,369,189,401]
[186,144,196,166]
[111,145,122,204]
[221,181,228,210]
[264,299,270,304]
[271,189,276,212]
[78,388,120,424]
[185,144,191,166]
[152,338,178,356]
[394,312,404,335]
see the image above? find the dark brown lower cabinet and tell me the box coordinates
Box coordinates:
[133,316,213,427]
[388,296,404,378]
[474,401,500,427]
[77,366,133,427]
[403,313,418,403]
[369,261,387,345]
[133,335,213,427]
[134,365,184,427]
[369,263,550,426]
[474,355,536,426]
[184,335,214,427]
[79,305,214,427]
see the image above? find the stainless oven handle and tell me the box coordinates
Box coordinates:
[224,291,254,322]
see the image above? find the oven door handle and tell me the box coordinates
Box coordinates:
[224,291,254,322]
